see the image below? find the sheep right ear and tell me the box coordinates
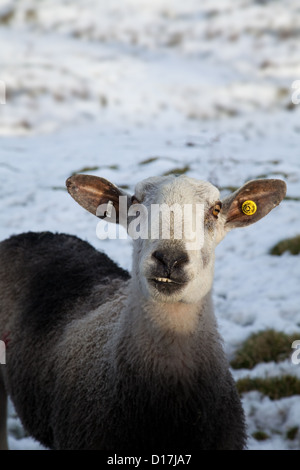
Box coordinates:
[66,174,131,225]
[220,178,287,230]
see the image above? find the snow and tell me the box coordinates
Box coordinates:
[0,0,300,450]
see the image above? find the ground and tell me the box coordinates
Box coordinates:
[0,0,300,450]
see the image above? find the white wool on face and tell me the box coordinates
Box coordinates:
[131,176,221,305]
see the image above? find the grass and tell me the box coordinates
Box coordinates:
[71,165,100,175]
[0,7,14,24]
[139,156,179,166]
[139,157,160,165]
[51,186,67,191]
[236,375,300,400]
[270,235,300,256]
[231,329,300,370]
[71,164,119,176]
[286,427,299,440]
[255,171,290,179]
[285,196,300,201]
[162,165,190,176]
[252,431,269,441]
[219,185,239,193]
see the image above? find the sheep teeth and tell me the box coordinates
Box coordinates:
[155,277,173,283]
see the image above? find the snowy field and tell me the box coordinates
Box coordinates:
[0,0,300,450]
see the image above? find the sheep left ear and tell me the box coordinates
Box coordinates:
[220,179,287,229]
[66,174,131,224]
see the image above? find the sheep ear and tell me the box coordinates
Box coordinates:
[66,174,131,224]
[221,179,287,229]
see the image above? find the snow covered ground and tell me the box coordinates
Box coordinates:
[0,0,300,450]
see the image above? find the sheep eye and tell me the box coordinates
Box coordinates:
[131,195,140,205]
[212,201,222,218]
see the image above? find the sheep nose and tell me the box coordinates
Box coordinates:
[152,250,189,273]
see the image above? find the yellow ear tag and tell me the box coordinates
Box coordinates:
[242,200,257,216]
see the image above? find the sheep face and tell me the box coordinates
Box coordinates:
[66,174,287,305]
[131,175,221,303]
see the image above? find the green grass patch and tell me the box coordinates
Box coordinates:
[219,185,239,193]
[255,171,290,179]
[286,426,299,440]
[104,164,119,170]
[231,329,300,370]
[71,165,119,176]
[0,7,14,24]
[162,165,190,176]
[236,375,300,400]
[270,235,300,256]
[139,157,160,165]
[252,431,269,441]
[71,166,100,175]
[284,196,300,201]
[52,186,67,191]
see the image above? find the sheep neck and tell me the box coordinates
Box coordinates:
[115,284,223,379]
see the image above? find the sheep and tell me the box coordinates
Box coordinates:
[0,174,286,450]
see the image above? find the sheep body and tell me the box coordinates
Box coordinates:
[0,231,245,450]
[1,175,286,450]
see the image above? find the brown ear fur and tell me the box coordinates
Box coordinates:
[66,175,128,222]
[222,179,287,228]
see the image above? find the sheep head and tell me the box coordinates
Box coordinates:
[66,174,286,304]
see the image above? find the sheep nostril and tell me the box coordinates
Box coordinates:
[173,254,189,269]
[152,251,167,266]
[152,251,189,272]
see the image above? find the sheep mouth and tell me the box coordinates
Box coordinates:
[151,277,182,284]
[149,277,186,293]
